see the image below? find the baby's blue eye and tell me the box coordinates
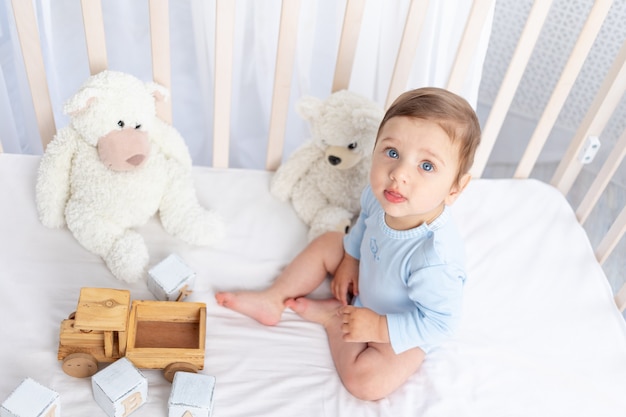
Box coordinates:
[420,161,434,172]
[386,148,399,159]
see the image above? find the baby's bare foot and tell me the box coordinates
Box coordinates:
[215,291,283,326]
[285,297,341,327]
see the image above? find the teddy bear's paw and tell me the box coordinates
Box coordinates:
[104,232,149,283]
[334,218,352,234]
[36,195,67,228]
[269,177,291,202]
[307,218,351,241]
[38,210,67,229]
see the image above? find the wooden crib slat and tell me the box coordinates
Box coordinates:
[10,0,56,150]
[514,0,612,179]
[551,41,626,194]
[576,128,626,224]
[213,0,236,169]
[149,0,172,124]
[614,280,626,313]
[266,0,302,171]
[80,0,108,75]
[446,0,494,95]
[470,0,554,178]
[596,204,626,266]
[332,0,366,93]
[385,0,429,109]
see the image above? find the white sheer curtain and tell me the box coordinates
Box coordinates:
[0,0,493,169]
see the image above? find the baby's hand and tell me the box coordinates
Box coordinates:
[330,273,356,305]
[339,306,389,344]
[331,253,359,305]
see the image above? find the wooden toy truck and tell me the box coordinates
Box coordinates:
[58,287,206,382]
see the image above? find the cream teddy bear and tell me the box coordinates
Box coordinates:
[35,70,223,283]
[270,90,383,240]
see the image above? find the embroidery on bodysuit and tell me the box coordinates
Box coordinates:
[369,237,380,261]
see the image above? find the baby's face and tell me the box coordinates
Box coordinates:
[370,116,463,230]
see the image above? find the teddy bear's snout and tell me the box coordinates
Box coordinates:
[97,129,151,172]
[324,146,362,170]
[328,155,342,166]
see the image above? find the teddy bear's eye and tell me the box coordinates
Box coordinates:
[348,142,357,150]
[117,120,125,128]
[135,124,142,130]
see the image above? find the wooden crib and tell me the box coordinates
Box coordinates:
[1,1,625,416]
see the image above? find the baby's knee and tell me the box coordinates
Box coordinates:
[309,231,345,257]
[312,230,344,246]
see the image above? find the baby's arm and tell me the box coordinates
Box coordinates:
[330,252,359,304]
[339,305,389,343]
[386,265,465,353]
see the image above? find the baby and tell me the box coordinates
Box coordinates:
[216,87,481,400]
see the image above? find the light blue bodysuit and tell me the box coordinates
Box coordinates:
[343,185,466,354]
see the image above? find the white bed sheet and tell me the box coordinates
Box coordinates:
[1,153,626,417]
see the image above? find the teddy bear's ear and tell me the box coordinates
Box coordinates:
[351,106,384,132]
[63,87,99,116]
[296,96,323,121]
[146,82,170,103]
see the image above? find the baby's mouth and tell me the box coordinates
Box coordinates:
[384,189,406,203]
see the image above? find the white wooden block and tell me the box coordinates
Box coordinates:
[92,358,148,417]
[148,254,196,301]
[168,372,216,417]
[0,378,60,417]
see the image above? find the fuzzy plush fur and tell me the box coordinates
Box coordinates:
[36,70,223,283]
[270,90,383,240]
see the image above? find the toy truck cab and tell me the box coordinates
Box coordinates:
[58,287,206,382]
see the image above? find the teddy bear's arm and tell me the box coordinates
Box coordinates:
[270,141,323,201]
[35,128,78,228]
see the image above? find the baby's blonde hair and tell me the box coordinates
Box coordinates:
[378,87,481,185]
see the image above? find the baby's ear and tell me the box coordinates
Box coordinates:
[445,173,471,205]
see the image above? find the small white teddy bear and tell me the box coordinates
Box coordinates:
[36,70,223,283]
[270,90,383,240]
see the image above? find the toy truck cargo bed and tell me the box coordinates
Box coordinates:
[125,300,206,371]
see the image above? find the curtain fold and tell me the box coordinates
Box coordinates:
[0,0,493,169]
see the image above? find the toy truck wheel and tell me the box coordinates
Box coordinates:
[62,353,98,378]
[163,362,198,383]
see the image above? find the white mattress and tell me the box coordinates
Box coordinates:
[2,153,626,417]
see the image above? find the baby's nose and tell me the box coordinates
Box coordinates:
[389,165,408,182]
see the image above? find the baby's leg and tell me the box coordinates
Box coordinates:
[334,340,425,401]
[215,231,345,325]
[288,297,425,400]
